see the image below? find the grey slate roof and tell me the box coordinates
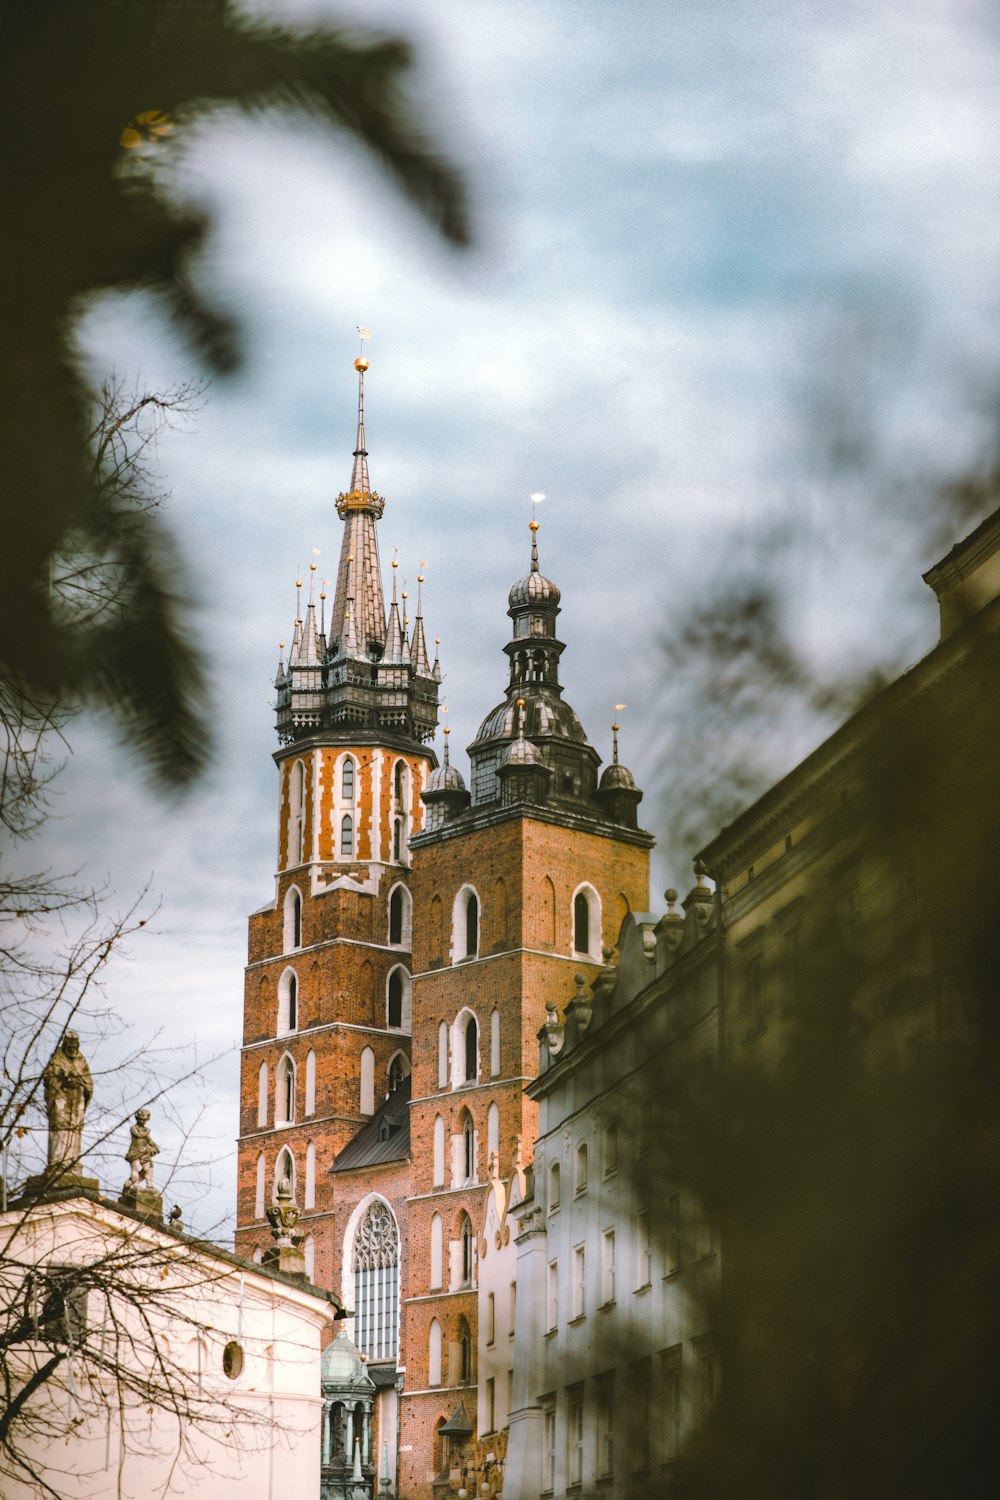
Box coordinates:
[332,1075,411,1174]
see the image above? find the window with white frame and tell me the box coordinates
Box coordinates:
[572,1245,586,1320]
[575,1141,588,1195]
[567,1385,585,1487]
[437,1020,449,1089]
[352,1199,399,1361]
[636,1209,652,1288]
[387,966,411,1030]
[275,1055,295,1125]
[452,885,480,962]
[546,1260,558,1331]
[341,755,355,801]
[601,1229,616,1305]
[543,1403,556,1493]
[460,1214,475,1287]
[277,968,298,1035]
[572,884,601,959]
[305,1049,316,1115]
[388,883,411,947]
[283,885,303,951]
[487,1291,495,1346]
[340,813,354,858]
[548,1160,561,1212]
[273,1146,295,1201]
[461,1112,476,1184]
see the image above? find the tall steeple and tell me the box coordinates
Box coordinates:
[330,347,386,659]
[274,341,441,749]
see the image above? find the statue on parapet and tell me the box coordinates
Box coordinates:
[43,1031,93,1177]
[125,1108,160,1189]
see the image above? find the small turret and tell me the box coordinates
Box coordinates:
[422,724,470,830]
[596,716,643,828]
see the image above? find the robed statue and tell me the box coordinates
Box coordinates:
[43,1031,93,1174]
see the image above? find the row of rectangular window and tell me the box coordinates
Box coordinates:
[540,1345,715,1492]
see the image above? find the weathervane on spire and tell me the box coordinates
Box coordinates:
[529,492,545,570]
[356,325,371,367]
[612,704,627,763]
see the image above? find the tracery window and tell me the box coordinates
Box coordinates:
[341,756,355,801]
[352,1200,399,1361]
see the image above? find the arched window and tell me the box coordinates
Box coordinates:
[305,1141,316,1209]
[394,759,406,808]
[487,1102,499,1167]
[549,1160,561,1212]
[574,890,590,955]
[457,1314,473,1382]
[387,1052,409,1093]
[257,1061,269,1127]
[490,1008,501,1077]
[289,759,305,866]
[254,1152,265,1218]
[433,1115,446,1188]
[461,1113,476,1185]
[274,1146,295,1202]
[575,1141,589,1195]
[352,1199,400,1361]
[428,1319,442,1387]
[430,893,444,966]
[360,1048,375,1116]
[341,756,355,801]
[388,884,410,946]
[464,1014,478,1084]
[341,814,354,858]
[305,1049,316,1115]
[430,1213,443,1289]
[437,1021,449,1089]
[386,966,411,1031]
[283,886,303,952]
[572,884,601,959]
[452,885,480,963]
[459,1216,475,1287]
[277,968,298,1035]
[276,1056,296,1125]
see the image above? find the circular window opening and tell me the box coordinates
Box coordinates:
[222,1341,244,1380]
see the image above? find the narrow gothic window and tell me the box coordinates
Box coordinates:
[464,1015,478,1083]
[574,891,590,954]
[342,756,355,800]
[465,893,478,958]
[278,1058,295,1123]
[388,1054,406,1093]
[458,1315,473,1381]
[389,887,403,944]
[352,1201,399,1361]
[462,1114,475,1182]
[341,814,354,857]
[460,1217,474,1286]
[394,759,405,807]
[287,973,297,1031]
[393,818,401,862]
[388,969,403,1028]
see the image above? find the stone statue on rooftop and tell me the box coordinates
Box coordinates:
[125,1108,160,1189]
[43,1031,93,1176]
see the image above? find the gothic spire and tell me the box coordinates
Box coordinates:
[331,349,387,658]
[410,569,431,675]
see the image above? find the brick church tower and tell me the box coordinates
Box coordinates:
[396,520,652,1494]
[235,351,440,1487]
[235,349,651,1499]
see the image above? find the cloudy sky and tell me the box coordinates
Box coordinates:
[42,0,1000,1231]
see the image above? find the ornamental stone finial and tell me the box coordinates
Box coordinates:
[264,1176,307,1278]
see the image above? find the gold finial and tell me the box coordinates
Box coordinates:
[529,519,540,533]
[391,557,399,569]
[309,561,317,572]
[417,573,425,584]
[401,590,408,600]
[279,641,285,651]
